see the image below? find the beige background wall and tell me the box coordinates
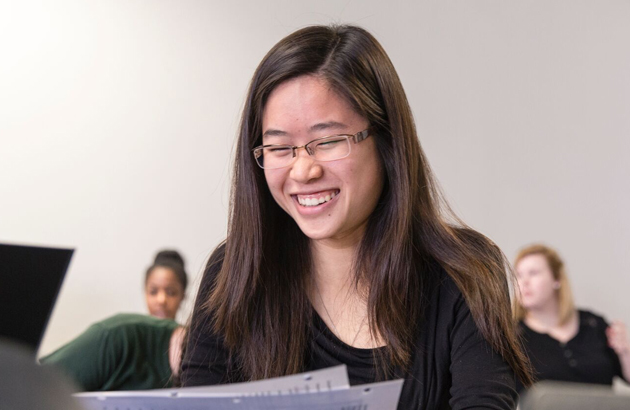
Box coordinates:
[1,1,628,386]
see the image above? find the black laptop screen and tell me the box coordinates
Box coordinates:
[0,244,73,352]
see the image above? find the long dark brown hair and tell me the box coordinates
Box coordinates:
[206,24,533,386]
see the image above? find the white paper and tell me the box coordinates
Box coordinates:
[75,366,403,410]
[176,364,351,395]
[75,365,349,399]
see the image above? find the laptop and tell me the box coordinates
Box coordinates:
[520,381,630,410]
[0,243,74,353]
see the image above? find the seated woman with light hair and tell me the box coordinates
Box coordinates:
[513,244,630,390]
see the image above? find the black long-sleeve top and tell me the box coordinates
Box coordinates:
[517,309,626,392]
[181,246,517,410]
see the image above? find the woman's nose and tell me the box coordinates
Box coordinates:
[289,149,322,183]
[156,292,167,305]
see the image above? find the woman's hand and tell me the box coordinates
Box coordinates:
[607,320,630,383]
[606,321,630,356]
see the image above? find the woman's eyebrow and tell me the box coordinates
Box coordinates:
[262,121,348,138]
[262,129,287,137]
[309,121,347,133]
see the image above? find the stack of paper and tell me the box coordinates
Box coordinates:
[75,366,403,410]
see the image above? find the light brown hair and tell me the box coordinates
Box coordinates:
[205,24,533,386]
[513,244,575,325]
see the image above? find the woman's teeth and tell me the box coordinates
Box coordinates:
[297,191,337,207]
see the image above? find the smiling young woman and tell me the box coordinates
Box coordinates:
[181,25,533,409]
[261,75,383,245]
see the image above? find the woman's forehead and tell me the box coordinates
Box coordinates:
[261,77,366,137]
[518,253,550,269]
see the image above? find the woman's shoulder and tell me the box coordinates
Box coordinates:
[578,309,610,329]
[424,262,468,313]
[88,314,178,343]
[436,269,462,299]
[426,261,467,302]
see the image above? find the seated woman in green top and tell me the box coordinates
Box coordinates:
[40,313,185,391]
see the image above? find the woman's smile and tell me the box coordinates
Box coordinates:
[294,189,339,207]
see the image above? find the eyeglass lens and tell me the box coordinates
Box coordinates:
[256,136,351,169]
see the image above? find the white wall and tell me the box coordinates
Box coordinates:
[1,0,628,373]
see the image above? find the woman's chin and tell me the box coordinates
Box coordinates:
[298,227,336,241]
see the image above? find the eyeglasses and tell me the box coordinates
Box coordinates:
[252,129,370,170]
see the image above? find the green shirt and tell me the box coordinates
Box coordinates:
[40,313,179,391]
